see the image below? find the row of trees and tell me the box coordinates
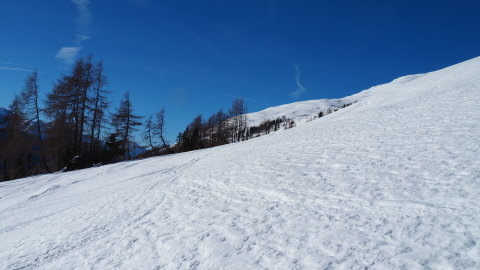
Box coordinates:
[248,116,295,137]
[2,52,355,182]
[44,56,110,169]
[143,108,170,155]
[1,71,53,179]
[173,98,248,152]
[0,56,150,180]
[0,56,252,181]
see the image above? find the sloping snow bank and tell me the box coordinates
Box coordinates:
[1,57,479,269]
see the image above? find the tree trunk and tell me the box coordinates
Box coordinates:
[35,93,51,173]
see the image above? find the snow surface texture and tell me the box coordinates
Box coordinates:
[1,57,480,269]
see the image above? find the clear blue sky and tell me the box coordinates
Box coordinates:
[1,0,479,142]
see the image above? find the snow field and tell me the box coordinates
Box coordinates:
[1,57,480,269]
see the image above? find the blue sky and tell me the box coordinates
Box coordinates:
[1,0,479,142]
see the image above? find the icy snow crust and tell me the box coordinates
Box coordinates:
[1,57,480,269]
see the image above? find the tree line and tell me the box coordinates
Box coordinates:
[171,97,248,153]
[0,55,358,181]
[0,56,251,181]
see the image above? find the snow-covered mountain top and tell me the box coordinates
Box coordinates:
[246,98,346,126]
[246,56,479,127]
[389,73,426,84]
[1,56,480,269]
[245,91,368,127]
[244,72,428,127]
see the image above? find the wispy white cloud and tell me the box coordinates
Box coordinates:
[55,47,82,64]
[290,64,306,99]
[72,0,91,43]
[0,66,33,72]
[0,60,33,72]
[55,0,91,64]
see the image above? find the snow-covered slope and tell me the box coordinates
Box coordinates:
[245,73,425,127]
[246,94,364,127]
[246,98,346,126]
[1,57,480,269]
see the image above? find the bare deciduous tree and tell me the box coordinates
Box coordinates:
[143,115,157,154]
[153,108,170,152]
[228,97,248,142]
[20,71,52,173]
[112,92,142,160]
[88,60,109,161]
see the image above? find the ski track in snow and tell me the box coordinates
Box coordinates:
[1,57,480,269]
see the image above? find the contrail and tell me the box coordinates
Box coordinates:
[290,64,306,99]
[0,66,33,72]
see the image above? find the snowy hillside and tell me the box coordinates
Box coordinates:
[246,91,367,126]
[246,98,344,126]
[1,57,480,269]
[245,73,425,127]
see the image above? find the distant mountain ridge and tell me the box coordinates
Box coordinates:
[0,107,9,129]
